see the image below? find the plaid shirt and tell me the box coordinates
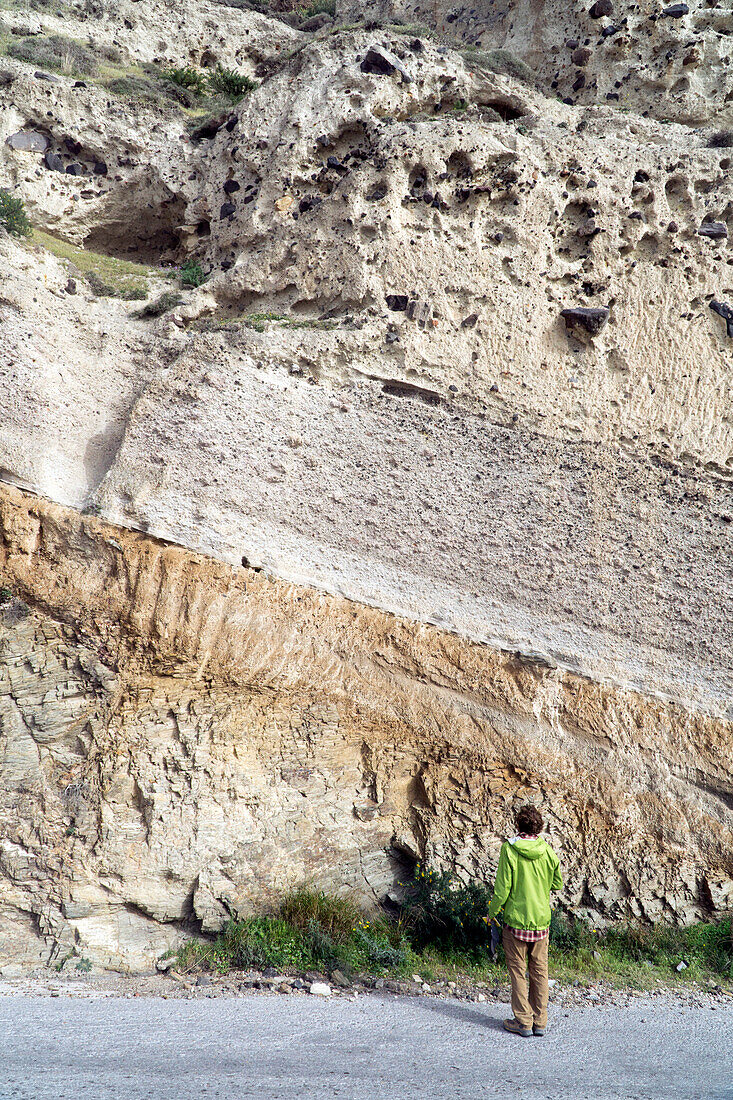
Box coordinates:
[507,926,549,942]
[506,833,549,941]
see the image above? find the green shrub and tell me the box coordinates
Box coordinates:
[85,270,148,300]
[549,910,587,952]
[682,916,732,975]
[176,889,414,978]
[0,587,12,605]
[347,925,412,973]
[164,66,208,95]
[104,74,162,102]
[180,260,207,288]
[602,917,733,977]
[0,191,31,237]
[207,64,257,100]
[401,862,494,957]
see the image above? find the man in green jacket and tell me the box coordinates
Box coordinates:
[484,804,563,1037]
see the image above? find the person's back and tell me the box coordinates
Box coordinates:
[485,805,562,1037]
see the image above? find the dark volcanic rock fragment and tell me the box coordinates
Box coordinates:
[710,300,733,336]
[698,221,727,239]
[6,131,48,152]
[560,306,610,336]
[360,46,413,83]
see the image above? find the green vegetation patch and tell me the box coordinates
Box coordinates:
[178,889,415,977]
[6,34,119,77]
[179,260,207,289]
[33,229,156,299]
[164,66,209,96]
[175,872,732,993]
[133,290,183,318]
[401,862,495,957]
[207,63,257,100]
[0,191,31,237]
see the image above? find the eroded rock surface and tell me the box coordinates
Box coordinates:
[0,486,731,970]
[0,1,732,969]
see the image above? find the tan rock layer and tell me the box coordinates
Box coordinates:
[0,483,731,970]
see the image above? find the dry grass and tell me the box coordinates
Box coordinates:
[33,229,162,299]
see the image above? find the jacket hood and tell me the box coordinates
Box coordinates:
[508,836,547,861]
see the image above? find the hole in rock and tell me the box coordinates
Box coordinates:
[382,380,441,406]
[83,188,187,262]
[481,97,526,121]
[446,150,473,178]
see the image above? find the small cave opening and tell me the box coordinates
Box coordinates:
[481,97,526,122]
[82,190,188,263]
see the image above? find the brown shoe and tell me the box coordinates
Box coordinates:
[503,1018,532,1037]
[532,1024,546,1036]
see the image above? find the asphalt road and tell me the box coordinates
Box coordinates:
[0,992,730,1100]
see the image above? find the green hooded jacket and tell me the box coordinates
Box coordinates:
[485,836,563,930]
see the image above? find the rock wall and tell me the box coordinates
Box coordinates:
[0,486,731,971]
[347,0,733,125]
[1,1,733,970]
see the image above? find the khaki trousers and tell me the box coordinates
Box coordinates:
[502,928,550,1029]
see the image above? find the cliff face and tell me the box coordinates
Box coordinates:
[0,0,732,970]
[0,486,731,970]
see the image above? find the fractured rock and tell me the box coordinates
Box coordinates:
[405,299,432,327]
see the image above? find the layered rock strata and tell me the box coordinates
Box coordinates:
[0,485,731,970]
[0,3,732,969]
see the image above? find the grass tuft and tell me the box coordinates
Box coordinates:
[279,889,360,941]
[164,66,208,95]
[180,260,207,288]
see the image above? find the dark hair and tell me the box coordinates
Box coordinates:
[515,804,543,835]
